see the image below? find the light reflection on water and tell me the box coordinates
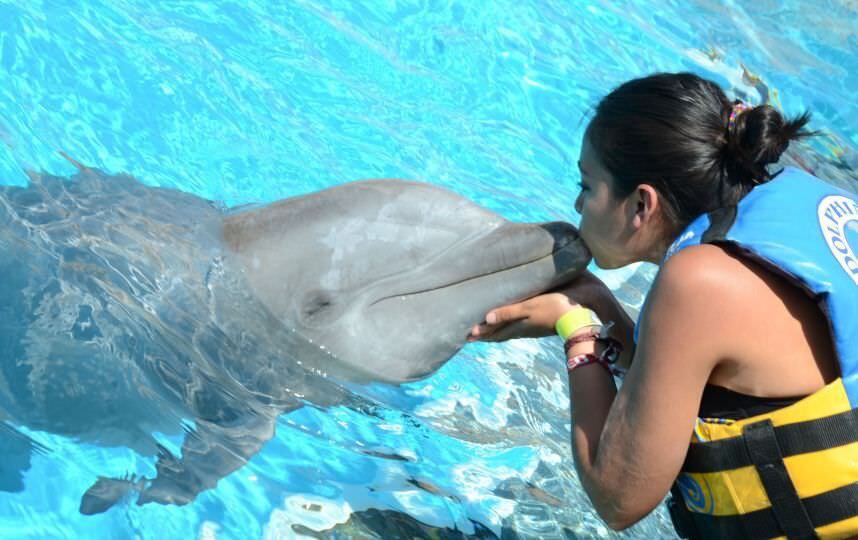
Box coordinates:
[0,1,855,538]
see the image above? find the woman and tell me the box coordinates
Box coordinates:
[469,73,858,539]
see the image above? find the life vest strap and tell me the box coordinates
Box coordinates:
[671,481,858,539]
[743,419,816,539]
[683,407,858,474]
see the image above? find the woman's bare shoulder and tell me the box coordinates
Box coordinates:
[657,238,837,393]
[655,243,758,303]
[643,242,778,358]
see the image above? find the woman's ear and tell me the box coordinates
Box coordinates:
[631,184,661,230]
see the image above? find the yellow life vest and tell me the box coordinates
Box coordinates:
[672,379,858,539]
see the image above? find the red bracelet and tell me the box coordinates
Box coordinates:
[566,348,626,377]
[564,336,623,362]
[563,331,600,355]
[566,353,612,373]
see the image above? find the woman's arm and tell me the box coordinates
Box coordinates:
[571,246,729,529]
[470,246,732,529]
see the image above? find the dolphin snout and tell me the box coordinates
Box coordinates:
[538,221,591,259]
[536,221,592,287]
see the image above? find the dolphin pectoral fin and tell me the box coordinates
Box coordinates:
[135,444,196,506]
[136,413,276,507]
[0,422,36,494]
[79,474,145,515]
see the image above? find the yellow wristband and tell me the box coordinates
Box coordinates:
[555,307,602,340]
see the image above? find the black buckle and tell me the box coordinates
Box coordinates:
[668,494,696,539]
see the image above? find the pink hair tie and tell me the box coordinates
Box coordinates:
[728,101,751,130]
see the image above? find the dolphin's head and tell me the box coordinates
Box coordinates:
[224,180,590,383]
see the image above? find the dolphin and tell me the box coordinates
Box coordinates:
[0,165,590,512]
[223,179,590,382]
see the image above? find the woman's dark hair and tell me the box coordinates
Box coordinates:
[587,72,814,232]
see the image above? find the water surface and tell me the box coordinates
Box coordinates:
[0,1,855,538]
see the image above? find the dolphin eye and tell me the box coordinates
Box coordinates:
[300,290,337,326]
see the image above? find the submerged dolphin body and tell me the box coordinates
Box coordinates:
[0,167,590,512]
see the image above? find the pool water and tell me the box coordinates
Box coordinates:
[0,1,855,539]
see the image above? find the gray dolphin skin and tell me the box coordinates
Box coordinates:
[224,179,591,382]
[0,166,590,513]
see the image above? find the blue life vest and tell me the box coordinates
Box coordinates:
[653,167,858,539]
[663,166,858,403]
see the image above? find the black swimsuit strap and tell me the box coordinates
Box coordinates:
[698,384,807,420]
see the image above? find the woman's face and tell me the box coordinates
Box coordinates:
[574,136,636,269]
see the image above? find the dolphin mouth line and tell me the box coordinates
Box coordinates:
[368,240,573,307]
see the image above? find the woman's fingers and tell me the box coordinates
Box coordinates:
[468,317,554,342]
[469,304,528,338]
[467,320,509,340]
[485,303,526,325]
[467,293,577,342]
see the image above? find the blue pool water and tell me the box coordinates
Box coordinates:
[0,1,855,538]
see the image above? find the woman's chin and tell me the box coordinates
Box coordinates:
[590,253,610,269]
[592,255,625,270]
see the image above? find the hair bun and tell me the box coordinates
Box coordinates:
[724,103,813,185]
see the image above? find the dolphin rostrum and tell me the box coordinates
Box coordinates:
[0,166,590,512]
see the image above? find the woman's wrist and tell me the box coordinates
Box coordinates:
[585,292,634,363]
[564,324,625,377]
[566,326,600,357]
[552,287,633,372]
[555,307,602,341]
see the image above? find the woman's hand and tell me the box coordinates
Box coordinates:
[468,270,612,342]
[467,292,579,342]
